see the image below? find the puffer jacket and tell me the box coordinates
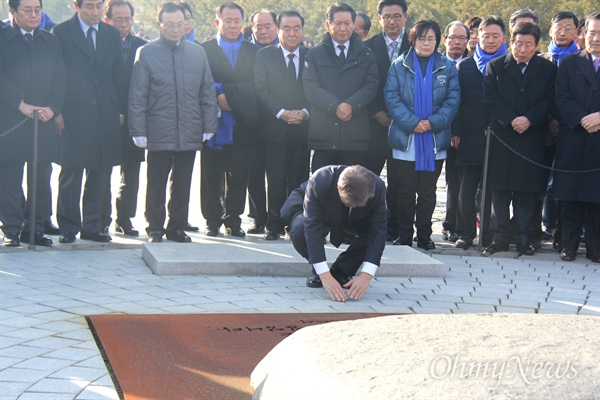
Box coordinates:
[128,35,217,151]
[384,48,460,153]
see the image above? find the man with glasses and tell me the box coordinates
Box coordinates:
[128,2,216,243]
[100,0,146,237]
[52,0,125,244]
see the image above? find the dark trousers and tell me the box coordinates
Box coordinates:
[392,158,444,242]
[490,190,538,245]
[145,151,195,233]
[561,201,600,253]
[443,147,459,233]
[289,213,367,277]
[201,145,249,229]
[102,161,141,229]
[363,122,388,176]
[456,164,487,241]
[247,143,267,226]
[57,166,111,234]
[0,161,52,234]
[311,150,366,173]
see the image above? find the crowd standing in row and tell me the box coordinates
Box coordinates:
[1,0,599,300]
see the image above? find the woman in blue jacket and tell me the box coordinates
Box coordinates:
[384,20,460,249]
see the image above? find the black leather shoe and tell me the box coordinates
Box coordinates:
[264,231,280,241]
[330,267,352,287]
[115,224,139,237]
[585,251,600,263]
[59,233,76,243]
[166,229,191,243]
[455,237,472,250]
[43,220,61,235]
[20,232,53,247]
[483,242,509,256]
[147,231,163,243]
[204,225,219,237]
[442,230,459,242]
[560,249,577,262]
[392,237,412,246]
[516,242,535,256]
[3,233,20,247]
[184,223,199,232]
[417,237,436,250]
[81,231,112,242]
[306,273,322,288]
[247,224,265,234]
[226,227,246,237]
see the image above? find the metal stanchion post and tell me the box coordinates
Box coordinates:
[28,110,39,250]
[478,126,492,253]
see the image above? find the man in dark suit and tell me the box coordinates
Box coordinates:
[101,0,146,237]
[363,0,409,242]
[0,0,66,247]
[482,22,557,256]
[553,12,600,263]
[52,0,125,243]
[281,165,387,302]
[201,2,258,238]
[253,11,310,241]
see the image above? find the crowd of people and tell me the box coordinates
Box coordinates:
[1,0,599,299]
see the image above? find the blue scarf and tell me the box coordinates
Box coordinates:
[251,34,279,48]
[412,51,435,172]
[207,34,244,150]
[474,42,507,75]
[547,40,578,65]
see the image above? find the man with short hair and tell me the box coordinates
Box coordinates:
[253,11,310,240]
[281,165,387,302]
[354,11,371,40]
[201,2,259,237]
[249,9,278,48]
[53,0,125,244]
[482,22,557,256]
[508,8,539,33]
[0,0,66,247]
[465,16,481,57]
[128,2,217,243]
[101,0,146,237]
[553,12,600,263]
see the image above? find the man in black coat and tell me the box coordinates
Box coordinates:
[0,0,66,247]
[52,0,125,243]
[303,2,378,172]
[201,2,258,238]
[482,22,557,256]
[553,12,600,263]
[281,165,387,302]
[101,0,146,237]
[252,11,310,241]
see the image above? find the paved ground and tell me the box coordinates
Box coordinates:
[1,163,599,399]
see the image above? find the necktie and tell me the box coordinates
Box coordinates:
[24,33,33,44]
[389,40,398,61]
[518,62,527,75]
[594,58,600,74]
[338,44,346,63]
[86,27,96,54]
[287,53,296,81]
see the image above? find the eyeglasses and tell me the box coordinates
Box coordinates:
[160,22,185,30]
[18,7,42,16]
[381,14,404,22]
[112,17,132,25]
[447,35,468,41]
[416,37,436,43]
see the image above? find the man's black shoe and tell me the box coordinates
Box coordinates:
[166,229,191,243]
[204,226,219,236]
[43,220,61,235]
[417,237,436,250]
[115,224,139,237]
[482,242,509,256]
[442,230,459,242]
[147,231,163,243]
[455,237,472,250]
[247,224,265,234]
[392,237,412,246]
[264,231,280,241]
[20,232,53,247]
[586,251,600,263]
[330,267,352,286]
[184,223,199,232]
[3,233,20,247]
[516,242,535,256]
[560,249,576,262]
[59,233,76,243]
[226,227,246,237]
[80,231,112,243]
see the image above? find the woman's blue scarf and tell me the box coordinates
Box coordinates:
[547,40,578,65]
[412,51,435,172]
[474,42,507,75]
[207,33,244,150]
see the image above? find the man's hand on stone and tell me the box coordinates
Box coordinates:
[346,272,372,301]
[320,271,347,302]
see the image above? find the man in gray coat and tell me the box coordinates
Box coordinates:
[128,2,217,243]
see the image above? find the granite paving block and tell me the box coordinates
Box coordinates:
[411,307,453,314]
[26,378,89,394]
[74,385,120,400]
[495,306,536,313]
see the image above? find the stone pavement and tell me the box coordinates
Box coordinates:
[1,164,599,399]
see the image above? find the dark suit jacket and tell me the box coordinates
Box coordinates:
[0,24,66,164]
[254,44,309,144]
[52,14,125,169]
[483,52,557,193]
[553,50,600,203]
[121,34,146,163]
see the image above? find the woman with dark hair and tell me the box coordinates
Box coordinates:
[384,20,460,249]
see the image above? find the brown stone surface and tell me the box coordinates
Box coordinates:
[88,313,395,400]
